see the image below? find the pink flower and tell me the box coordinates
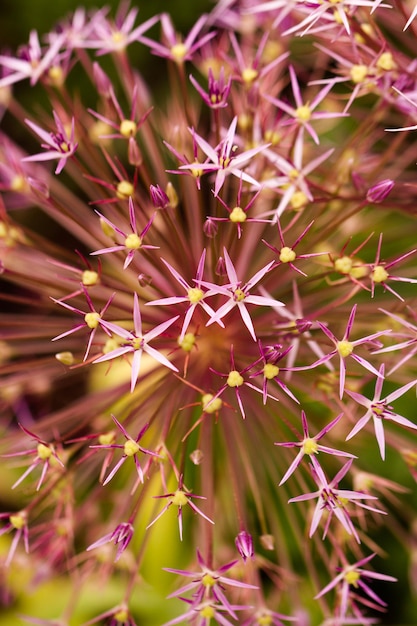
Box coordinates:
[23,111,78,174]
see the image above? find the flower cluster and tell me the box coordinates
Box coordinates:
[1,1,417,625]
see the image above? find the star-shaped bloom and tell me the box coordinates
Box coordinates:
[86,521,134,562]
[145,249,222,341]
[315,553,397,620]
[312,304,389,398]
[91,199,158,269]
[23,111,78,174]
[94,293,179,392]
[345,364,417,460]
[368,233,417,301]
[179,117,269,196]
[275,411,356,485]
[289,460,385,542]
[202,247,284,341]
[0,510,29,567]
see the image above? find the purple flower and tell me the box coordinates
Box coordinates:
[87,521,134,562]
[23,111,78,174]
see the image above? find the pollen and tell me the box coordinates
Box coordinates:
[295,104,311,122]
[119,119,137,138]
[334,255,353,274]
[202,572,216,587]
[202,393,222,414]
[37,443,52,460]
[131,337,143,350]
[84,311,101,329]
[229,206,247,223]
[171,42,187,63]
[302,438,318,455]
[10,512,26,530]
[220,155,231,168]
[172,489,189,506]
[124,233,142,250]
[337,340,354,358]
[191,162,203,178]
[178,332,196,352]
[116,180,134,199]
[124,439,140,456]
[376,52,396,72]
[371,265,388,283]
[199,606,215,618]
[263,363,279,379]
[82,270,99,286]
[188,287,204,304]
[350,64,368,84]
[344,569,360,586]
[242,67,258,84]
[227,370,244,387]
[279,246,296,263]
[233,288,246,301]
[290,191,307,210]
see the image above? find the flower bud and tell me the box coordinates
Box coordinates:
[366,179,394,203]
[150,184,170,209]
[235,530,254,562]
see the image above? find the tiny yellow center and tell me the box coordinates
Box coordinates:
[344,570,360,586]
[371,402,385,417]
[234,288,246,302]
[192,162,203,178]
[258,615,273,626]
[295,104,311,122]
[124,439,140,456]
[124,233,142,250]
[264,363,279,380]
[82,270,99,286]
[229,206,247,223]
[188,287,204,304]
[116,180,134,199]
[172,490,189,507]
[371,265,388,283]
[350,64,368,84]
[10,512,26,530]
[279,247,296,263]
[200,606,215,618]
[334,256,353,274]
[376,51,396,72]
[10,174,26,192]
[202,394,223,414]
[227,370,244,387]
[178,332,196,352]
[55,351,74,366]
[337,340,354,358]
[99,431,116,446]
[84,311,101,329]
[37,443,52,460]
[48,65,64,86]
[242,67,258,84]
[114,608,129,622]
[119,119,137,138]
[202,573,216,587]
[290,191,308,210]
[302,438,318,455]
[111,31,125,45]
[171,42,187,62]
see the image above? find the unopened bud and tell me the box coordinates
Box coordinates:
[203,217,218,238]
[260,534,274,550]
[366,179,394,203]
[55,351,75,366]
[235,530,254,562]
[150,184,170,209]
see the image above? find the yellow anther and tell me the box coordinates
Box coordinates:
[371,402,385,417]
[55,351,74,366]
[371,265,388,283]
[263,363,279,380]
[227,370,244,387]
[124,439,140,456]
[337,340,354,358]
[258,615,273,626]
[48,65,64,86]
[119,119,137,138]
[202,573,216,587]
[290,190,308,210]
[334,256,353,274]
[172,490,189,506]
[344,570,360,586]
[98,431,116,446]
[37,443,52,460]
[10,174,27,193]
[100,217,115,238]
[178,333,196,352]
[116,180,134,199]
[202,394,222,414]
[171,42,187,63]
[82,270,99,286]
[234,288,246,302]
[131,337,143,350]
[124,233,142,250]
[376,52,396,72]
[10,512,26,530]
[279,247,296,263]
[220,156,231,168]
[114,608,129,622]
[295,104,311,122]
[242,67,258,84]
[264,129,281,145]
[188,287,204,304]
[200,606,215,618]
[302,438,319,455]
[229,206,247,223]
[111,31,125,45]
[84,311,101,329]
[350,64,368,84]
[288,168,299,181]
